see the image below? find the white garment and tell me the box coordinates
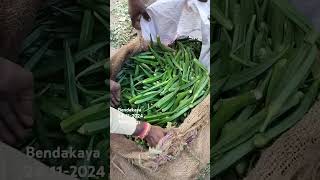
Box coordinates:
[141,0,210,70]
[110,107,138,135]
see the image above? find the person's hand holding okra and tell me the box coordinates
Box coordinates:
[0,58,33,146]
[132,121,166,147]
[110,102,166,146]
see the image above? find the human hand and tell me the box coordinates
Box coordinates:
[0,58,33,146]
[128,0,151,30]
[0,0,44,61]
[145,125,166,147]
[110,79,121,107]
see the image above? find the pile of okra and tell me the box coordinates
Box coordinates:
[212,0,320,178]
[17,0,109,178]
[117,37,209,127]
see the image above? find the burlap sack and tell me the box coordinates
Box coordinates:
[110,36,210,180]
[0,0,42,61]
[245,100,320,180]
[110,35,149,80]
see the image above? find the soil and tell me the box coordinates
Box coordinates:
[110,0,137,56]
[110,0,157,56]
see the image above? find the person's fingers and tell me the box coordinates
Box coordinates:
[0,102,26,140]
[115,89,121,102]
[12,93,33,128]
[151,138,158,147]
[130,16,136,26]
[111,81,121,102]
[115,100,120,106]
[113,99,119,107]
[18,68,33,91]
[146,135,159,147]
[111,94,117,106]
[141,10,150,21]
[146,139,154,147]
[115,95,120,102]
[162,128,168,134]
[131,17,141,30]
[112,90,120,106]
[0,119,17,145]
[111,95,118,108]
[135,22,142,30]
[110,96,115,107]
[0,59,33,92]
[14,111,33,128]
[131,10,149,30]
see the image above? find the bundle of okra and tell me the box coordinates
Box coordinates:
[17,0,108,179]
[117,37,209,127]
[212,0,320,178]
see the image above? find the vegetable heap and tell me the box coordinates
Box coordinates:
[212,0,320,178]
[18,0,108,179]
[117,37,209,127]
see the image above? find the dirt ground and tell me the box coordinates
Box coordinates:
[110,0,157,56]
[110,0,137,56]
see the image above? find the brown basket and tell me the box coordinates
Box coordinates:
[110,36,210,180]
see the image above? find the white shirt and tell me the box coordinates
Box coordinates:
[110,107,138,135]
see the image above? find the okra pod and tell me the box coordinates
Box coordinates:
[129,91,160,104]
[142,73,163,84]
[154,89,179,108]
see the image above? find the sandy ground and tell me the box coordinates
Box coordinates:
[110,0,157,56]
[110,0,136,56]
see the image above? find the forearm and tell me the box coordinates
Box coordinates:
[110,107,138,135]
[110,107,151,138]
